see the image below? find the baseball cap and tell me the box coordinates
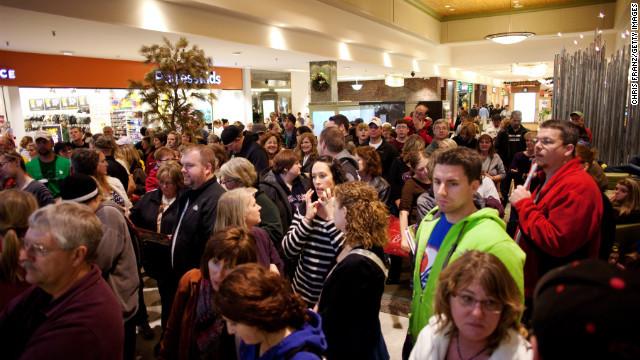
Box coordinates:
[369,117,383,128]
[570,111,583,117]
[34,131,53,142]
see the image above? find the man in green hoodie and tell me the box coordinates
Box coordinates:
[403,147,525,358]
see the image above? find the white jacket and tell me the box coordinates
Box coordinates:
[409,316,533,360]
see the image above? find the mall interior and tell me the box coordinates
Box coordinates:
[0,1,638,359]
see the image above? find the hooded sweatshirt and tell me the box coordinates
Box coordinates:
[239,310,327,360]
[408,207,525,340]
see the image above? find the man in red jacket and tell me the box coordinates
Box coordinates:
[408,104,433,145]
[509,119,602,321]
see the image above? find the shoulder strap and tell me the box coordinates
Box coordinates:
[349,248,388,278]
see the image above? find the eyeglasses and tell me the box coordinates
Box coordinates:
[220,178,237,186]
[453,293,503,313]
[531,138,563,146]
[20,238,68,257]
[159,181,176,186]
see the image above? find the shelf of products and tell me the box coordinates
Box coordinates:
[110,110,143,141]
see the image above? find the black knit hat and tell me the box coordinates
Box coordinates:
[60,173,99,203]
[220,125,241,145]
[532,259,640,359]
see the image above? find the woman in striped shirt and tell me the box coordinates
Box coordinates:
[282,155,348,306]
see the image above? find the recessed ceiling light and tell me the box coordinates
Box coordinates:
[514,4,523,8]
[580,34,584,38]
[344,67,351,69]
[278,23,286,27]
[574,40,578,44]
[450,8,455,11]
[387,51,395,54]
[445,5,450,7]
[622,33,626,39]
[599,12,605,18]
[558,32,562,36]
[60,51,73,56]
[345,40,352,43]
[232,51,241,55]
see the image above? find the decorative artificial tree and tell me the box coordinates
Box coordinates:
[128,36,216,131]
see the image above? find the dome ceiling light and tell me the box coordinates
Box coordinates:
[485,0,534,45]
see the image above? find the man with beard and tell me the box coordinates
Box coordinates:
[25,131,70,198]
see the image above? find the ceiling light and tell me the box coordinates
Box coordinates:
[511,63,547,78]
[344,67,351,70]
[450,9,455,11]
[514,4,523,8]
[385,74,404,87]
[485,32,534,44]
[345,40,353,43]
[580,34,584,38]
[351,79,363,91]
[622,33,627,39]
[278,23,285,27]
[574,40,579,44]
[485,0,534,45]
[445,5,450,7]
[627,30,631,35]
[558,32,562,36]
[60,51,73,56]
[599,13,605,18]
[232,51,241,55]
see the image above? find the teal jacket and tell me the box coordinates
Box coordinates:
[408,206,525,340]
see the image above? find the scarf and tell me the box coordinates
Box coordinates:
[194,277,225,356]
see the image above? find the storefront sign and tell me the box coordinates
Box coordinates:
[44,98,61,110]
[0,51,243,90]
[155,71,222,85]
[29,98,44,111]
[61,97,78,110]
[0,68,16,79]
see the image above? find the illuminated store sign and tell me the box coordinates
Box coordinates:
[0,68,16,79]
[155,71,222,85]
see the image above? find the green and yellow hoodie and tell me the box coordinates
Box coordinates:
[408,206,525,341]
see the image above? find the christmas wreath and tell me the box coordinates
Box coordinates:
[311,72,330,92]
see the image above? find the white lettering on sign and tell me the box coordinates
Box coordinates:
[155,71,221,85]
[0,69,16,79]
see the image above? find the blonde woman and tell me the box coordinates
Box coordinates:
[119,145,147,196]
[214,188,284,275]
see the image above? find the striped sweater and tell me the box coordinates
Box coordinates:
[282,212,344,305]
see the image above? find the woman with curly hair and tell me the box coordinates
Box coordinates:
[409,250,531,359]
[296,132,318,176]
[213,263,327,360]
[453,121,478,149]
[318,181,389,359]
[259,131,283,167]
[282,155,347,305]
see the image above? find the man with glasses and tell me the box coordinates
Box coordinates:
[509,120,602,322]
[410,104,433,145]
[389,118,410,154]
[404,147,525,359]
[425,119,452,155]
[0,202,124,359]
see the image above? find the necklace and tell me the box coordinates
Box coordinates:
[456,334,488,360]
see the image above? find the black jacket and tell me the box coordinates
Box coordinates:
[495,126,529,166]
[234,133,269,175]
[255,190,284,251]
[258,168,311,234]
[171,177,226,276]
[365,139,398,180]
[129,188,185,234]
[105,155,129,190]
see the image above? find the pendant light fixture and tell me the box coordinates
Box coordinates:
[351,79,363,91]
[485,0,534,45]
